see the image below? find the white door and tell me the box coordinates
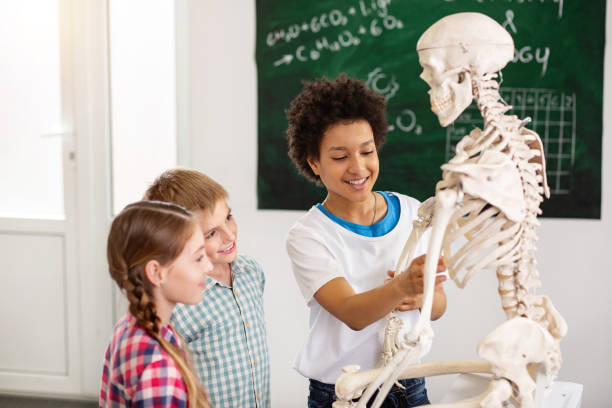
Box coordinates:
[0,0,84,394]
[0,0,180,397]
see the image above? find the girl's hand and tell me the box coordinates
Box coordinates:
[387,254,447,311]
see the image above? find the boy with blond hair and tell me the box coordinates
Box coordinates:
[144,168,270,408]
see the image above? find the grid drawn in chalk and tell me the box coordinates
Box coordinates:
[444,88,576,195]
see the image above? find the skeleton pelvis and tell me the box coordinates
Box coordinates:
[478,317,559,406]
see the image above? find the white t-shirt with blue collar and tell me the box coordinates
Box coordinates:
[286,191,431,384]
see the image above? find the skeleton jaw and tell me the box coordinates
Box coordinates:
[428,72,473,127]
[431,92,454,115]
[430,91,464,128]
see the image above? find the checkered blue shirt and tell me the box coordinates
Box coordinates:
[171,254,270,408]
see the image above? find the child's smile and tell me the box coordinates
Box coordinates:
[308,119,379,205]
[344,176,370,190]
[196,199,238,284]
[220,241,236,255]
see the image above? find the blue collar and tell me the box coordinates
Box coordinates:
[316,191,400,237]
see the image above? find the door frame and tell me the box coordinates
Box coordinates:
[0,0,113,398]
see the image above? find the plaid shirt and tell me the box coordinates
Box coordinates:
[100,313,188,408]
[172,254,270,408]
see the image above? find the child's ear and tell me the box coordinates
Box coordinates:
[307,156,320,176]
[144,260,166,287]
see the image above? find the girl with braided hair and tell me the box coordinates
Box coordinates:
[100,200,213,408]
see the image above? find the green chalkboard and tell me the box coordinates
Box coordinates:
[256,0,604,218]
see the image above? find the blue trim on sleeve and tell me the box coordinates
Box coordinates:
[316,191,400,237]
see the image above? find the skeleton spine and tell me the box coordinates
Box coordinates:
[474,74,545,321]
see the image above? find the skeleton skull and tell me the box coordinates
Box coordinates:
[416,12,514,127]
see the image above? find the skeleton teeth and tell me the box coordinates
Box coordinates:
[347,177,367,185]
[431,93,455,113]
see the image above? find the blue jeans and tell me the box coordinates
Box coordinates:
[308,377,430,408]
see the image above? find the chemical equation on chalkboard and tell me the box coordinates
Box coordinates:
[267,0,403,67]
[365,67,423,135]
[388,109,423,135]
[447,88,576,195]
[442,0,563,19]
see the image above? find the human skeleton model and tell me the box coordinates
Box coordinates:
[333,13,567,408]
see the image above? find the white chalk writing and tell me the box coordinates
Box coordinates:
[500,9,551,77]
[442,0,563,19]
[267,0,403,67]
[366,67,399,101]
[365,67,422,135]
[513,45,550,77]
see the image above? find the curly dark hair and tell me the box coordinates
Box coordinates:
[285,74,388,183]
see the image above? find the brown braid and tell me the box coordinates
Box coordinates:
[107,200,211,407]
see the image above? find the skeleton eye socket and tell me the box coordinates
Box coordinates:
[458,72,465,84]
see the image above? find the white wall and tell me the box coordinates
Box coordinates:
[187,2,612,406]
[109,0,177,214]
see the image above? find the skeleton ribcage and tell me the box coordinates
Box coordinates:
[441,194,522,288]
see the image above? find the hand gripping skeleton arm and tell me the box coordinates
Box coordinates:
[333,13,567,408]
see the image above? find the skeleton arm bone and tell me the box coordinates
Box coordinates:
[395,197,436,274]
[392,197,447,318]
[366,189,459,408]
[343,191,458,408]
[410,189,459,336]
[353,342,429,408]
[381,196,445,363]
[334,360,492,403]
[336,395,493,408]
[381,268,446,368]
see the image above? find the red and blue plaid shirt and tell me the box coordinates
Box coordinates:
[100,313,188,408]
